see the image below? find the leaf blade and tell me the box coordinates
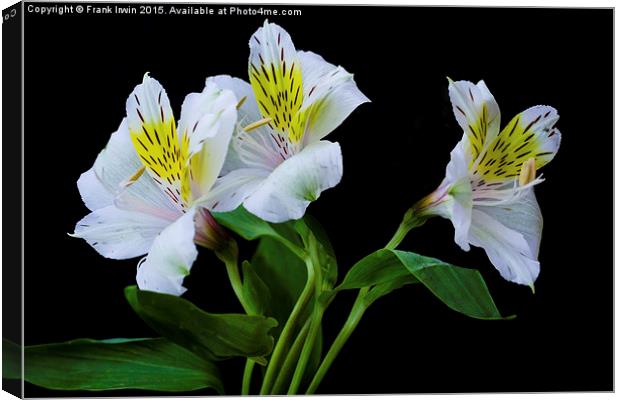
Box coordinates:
[125,286,278,362]
[337,249,507,320]
[392,250,507,320]
[338,249,417,290]
[212,206,279,241]
[13,338,223,393]
[250,237,307,334]
[241,260,272,316]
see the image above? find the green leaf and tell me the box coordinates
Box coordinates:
[3,338,20,379]
[338,249,417,290]
[125,286,278,362]
[303,216,334,253]
[337,249,507,320]
[251,237,307,331]
[391,250,507,320]
[7,338,223,393]
[363,275,419,306]
[212,206,280,241]
[241,260,271,316]
[213,206,307,263]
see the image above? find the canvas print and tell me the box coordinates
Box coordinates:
[2,2,613,397]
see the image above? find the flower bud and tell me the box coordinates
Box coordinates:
[194,207,232,252]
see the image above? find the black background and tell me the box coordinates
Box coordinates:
[21,4,612,396]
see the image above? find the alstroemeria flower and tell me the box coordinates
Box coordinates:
[72,74,238,296]
[415,79,561,288]
[200,21,369,222]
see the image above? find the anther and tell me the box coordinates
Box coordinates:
[119,165,146,188]
[518,158,536,186]
[243,117,272,132]
[236,96,247,110]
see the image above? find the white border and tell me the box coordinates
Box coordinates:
[0,1,615,400]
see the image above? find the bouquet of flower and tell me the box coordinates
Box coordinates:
[4,20,561,395]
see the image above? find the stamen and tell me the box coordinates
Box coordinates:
[472,176,544,207]
[519,158,536,186]
[236,96,247,110]
[119,165,146,188]
[243,117,272,133]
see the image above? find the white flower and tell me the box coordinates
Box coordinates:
[201,20,370,223]
[72,74,238,296]
[416,79,561,288]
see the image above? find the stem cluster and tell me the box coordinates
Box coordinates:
[220,208,425,395]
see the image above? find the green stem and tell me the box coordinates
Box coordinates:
[385,208,424,250]
[259,256,316,395]
[306,288,368,394]
[241,359,255,395]
[216,241,256,395]
[287,224,326,394]
[215,234,306,394]
[271,319,312,394]
[306,208,425,394]
[276,236,307,260]
[216,241,252,314]
[385,223,409,250]
[287,305,324,394]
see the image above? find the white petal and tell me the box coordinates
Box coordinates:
[178,80,238,158]
[244,140,342,223]
[136,208,198,296]
[450,184,473,252]
[445,136,472,184]
[475,188,542,258]
[209,75,283,174]
[200,168,269,212]
[72,205,171,260]
[527,108,561,169]
[208,76,255,176]
[298,51,370,145]
[472,106,561,184]
[249,21,298,79]
[469,208,540,286]
[248,21,306,145]
[77,168,116,211]
[126,73,188,211]
[208,75,262,126]
[443,137,475,250]
[126,73,175,134]
[77,119,179,220]
[503,105,561,169]
[177,80,238,198]
[77,119,140,211]
[448,79,501,161]
[114,175,182,222]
